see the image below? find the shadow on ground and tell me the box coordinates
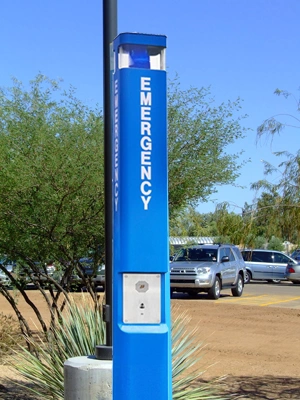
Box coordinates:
[0,379,39,400]
[1,375,299,399]
[198,375,300,399]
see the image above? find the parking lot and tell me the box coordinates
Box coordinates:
[225,281,300,308]
[172,280,300,308]
[170,281,300,398]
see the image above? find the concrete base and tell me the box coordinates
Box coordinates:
[64,356,112,400]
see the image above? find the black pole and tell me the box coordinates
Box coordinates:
[96,0,117,360]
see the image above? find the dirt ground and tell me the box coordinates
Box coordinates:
[0,291,300,399]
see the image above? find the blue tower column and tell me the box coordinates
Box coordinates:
[112,33,171,400]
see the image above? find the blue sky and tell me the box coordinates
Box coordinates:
[1,0,299,214]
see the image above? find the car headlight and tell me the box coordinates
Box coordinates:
[197,267,211,274]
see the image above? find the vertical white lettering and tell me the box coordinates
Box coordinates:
[141,77,151,91]
[141,121,151,136]
[140,181,152,196]
[114,79,119,212]
[140,91,152,106]
[140,77,152,210]
[141,151,151,165]
[141,196,151,210]
[140,136,152,151]
[141,166,151,180]
[141,107,151,121]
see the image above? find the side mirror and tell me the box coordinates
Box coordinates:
[221,256,230,263]
[169,256,174,262]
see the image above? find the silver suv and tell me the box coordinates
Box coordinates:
[170,244,246,299]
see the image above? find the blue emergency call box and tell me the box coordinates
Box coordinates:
[112,32,171,399]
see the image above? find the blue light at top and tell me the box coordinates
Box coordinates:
[128,45,150,69]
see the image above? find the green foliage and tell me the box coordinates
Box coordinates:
[168,77,248,216]
[0,75,105,265]
[170,206,217,238]
[267,236,284,251]
[243,234,266,249]
[0,75,106,335]
[214,236,232,245]
[10,299,231,400]
[254,236,266,249]
[214,203,245,245]
[255,87,300,243]
[250,153,300,243]
[257,87,300,140]
[247,189,283,241]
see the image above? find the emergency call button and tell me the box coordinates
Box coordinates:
[135,281,149,292]
[123,273,161,324]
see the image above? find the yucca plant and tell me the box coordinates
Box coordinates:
[9,296,231,399]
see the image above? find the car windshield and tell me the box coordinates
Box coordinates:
[174,247,217,262]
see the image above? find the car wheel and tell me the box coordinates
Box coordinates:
[291,281,299,285]
[170,289,174,298]
[244,270,252,284]
[268,279,281,284]
[231,274,244,297]
[208,276,221,300]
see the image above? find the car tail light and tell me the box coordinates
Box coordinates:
[287,267,295,273]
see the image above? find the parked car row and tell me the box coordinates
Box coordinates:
[1,247,299,294]
[69,258,105,291]
[169,245,300,300]
[0,257,106,291]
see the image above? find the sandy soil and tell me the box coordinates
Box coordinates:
[1,291,300,399]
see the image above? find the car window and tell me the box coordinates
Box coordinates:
[174,247,218,262]
[273,252,291,264]
[223,247,235,261]
[252,251,273,263]
[229,248,236,261]
[189,248,217,261]
[291,249,300,258]
[241,251,252,261]
[219,248,226,260]
[232,247,243,261]
[175,248,187,261]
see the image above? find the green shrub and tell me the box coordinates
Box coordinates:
[10,297,230,399]
[267,236,284,251]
